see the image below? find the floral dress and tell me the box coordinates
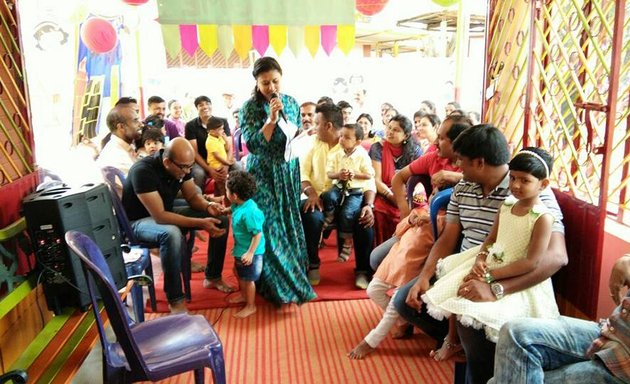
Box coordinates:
[421,196,560,342]
[239,94,316,305]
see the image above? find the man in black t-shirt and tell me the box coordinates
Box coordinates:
[184,95,231,190]
[123,137,233,313]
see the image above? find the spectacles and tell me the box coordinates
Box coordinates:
[171,160,195,172]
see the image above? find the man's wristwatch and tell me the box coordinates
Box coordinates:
[490,282,504,300]
[365,203,374,209]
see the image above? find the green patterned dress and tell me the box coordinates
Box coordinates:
[239,93,316,304]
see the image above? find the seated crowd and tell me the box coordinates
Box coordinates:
[84,58,625,383]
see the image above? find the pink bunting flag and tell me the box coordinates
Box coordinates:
[179,24,199,56]
[320,25,337,56]
[252,25,269,57]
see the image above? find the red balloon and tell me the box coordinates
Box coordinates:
[356,0,389,16]
[80,18,118,53]
[121,0,150,5]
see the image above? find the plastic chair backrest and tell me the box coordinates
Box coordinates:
[65,231,147,376]
[429,187,453,239]
[100,167,140,245]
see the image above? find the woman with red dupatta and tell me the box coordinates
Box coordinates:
[368,114,421,245]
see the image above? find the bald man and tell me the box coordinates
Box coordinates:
[122,137,232,313]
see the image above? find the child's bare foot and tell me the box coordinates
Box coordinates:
[430,338,465,362]
[234,305,256,318]
[228,295,246,304]
[347,340,375,359]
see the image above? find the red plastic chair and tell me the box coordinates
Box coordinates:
[65,230,225,384]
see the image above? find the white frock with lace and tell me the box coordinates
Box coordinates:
[421,196,560,342]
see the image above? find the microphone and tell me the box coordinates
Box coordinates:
[270,93,287,123]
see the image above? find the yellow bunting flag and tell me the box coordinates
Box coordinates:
[217,25,234,59]
[269,25,287,56]
[337,25,355,55]
[304,25,320,58]
[288,26,304,57]
[233,25,252,60]
[198,24,218,57]
[161,24,181,59]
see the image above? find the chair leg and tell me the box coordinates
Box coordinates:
[208,346,226,384]
[145,262,157,312]
[130,284,145,323]
[193,368,205,384]
[182,231,195,301]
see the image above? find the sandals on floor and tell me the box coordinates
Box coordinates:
[338,243,352,262]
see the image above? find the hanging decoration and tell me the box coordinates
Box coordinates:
[320,25,336,56]
[252,25,269,57]
[121,0,150,5]
[156,0,355,60]
[80,17,118,53]
[198,24,218,56]
[432,0,460,7]
[179,24,199,56]
[355,0,389,16]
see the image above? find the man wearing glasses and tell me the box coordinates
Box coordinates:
[122,137,232,313]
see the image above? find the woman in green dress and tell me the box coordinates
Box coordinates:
[239,57,316,305]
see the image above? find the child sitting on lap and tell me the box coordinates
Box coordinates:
[226,170,265,318]
[136,127,164,158]
[206,116,236,197]
[321,123,375,262]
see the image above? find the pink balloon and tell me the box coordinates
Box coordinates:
[80,18,118,53]
[121,0,149,5]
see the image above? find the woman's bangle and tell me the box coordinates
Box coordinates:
[303,186,314,194]
[477,250,489,259]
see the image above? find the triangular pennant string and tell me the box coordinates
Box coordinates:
[252,25,270,57]
[217,25,234,59]
[233,25,252,60]
[269,25,287,56]
[179,24,199,56]
[161,24,181,59]
[337,25,355,55]
[198,24,218,57]
[288,26,304,57]
[320,25,337,56]
[304,25,320,57]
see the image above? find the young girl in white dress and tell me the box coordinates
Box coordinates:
[422,147,560,361]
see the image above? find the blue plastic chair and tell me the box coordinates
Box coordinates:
[101,167,157,321]
[429,187,453,239]
[65,230,226,384]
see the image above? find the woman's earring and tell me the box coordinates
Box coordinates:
[403,139,408,145]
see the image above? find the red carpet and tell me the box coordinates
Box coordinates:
[147,232,369,312]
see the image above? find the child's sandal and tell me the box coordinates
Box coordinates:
[338,244,352,262]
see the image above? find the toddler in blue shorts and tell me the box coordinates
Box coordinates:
[226,170,265,318]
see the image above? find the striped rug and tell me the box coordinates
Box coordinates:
[144,299,454,384]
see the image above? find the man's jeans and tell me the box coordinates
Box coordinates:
[131,206,228,304]
[300,199,373,274]
[490,317,621,384]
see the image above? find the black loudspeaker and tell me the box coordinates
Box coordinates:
[22,183,126,314]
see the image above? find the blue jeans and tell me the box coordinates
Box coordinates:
[321,186,364,237]
[300,199,373,274]
[235,253,263,282]
[191,163,207,191]
[131,206,228,303]
[490,317,621,384]
[393,276,495,384]
[369,235,398,271]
